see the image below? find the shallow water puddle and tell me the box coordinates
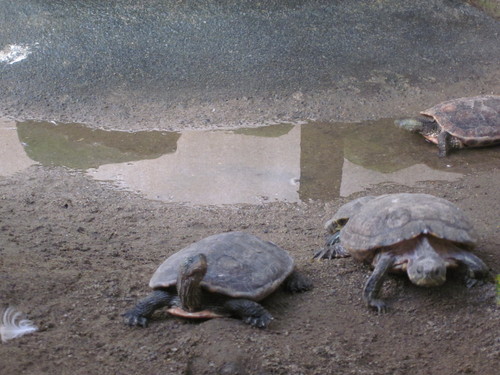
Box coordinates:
[4,118,499,205]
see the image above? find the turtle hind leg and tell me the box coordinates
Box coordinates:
[122,289,179,327]
[223,299,273,328]
[283,270,313,293]
[363,253,395,313]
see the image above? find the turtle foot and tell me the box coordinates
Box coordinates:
[368,299,388,314]
[122,311,149,328]
[243,311,274,329]
[313,243,350,260]
[224,299,273,329]
[122,290,175,328]
[464,273,489,288]
[284,271,313,293]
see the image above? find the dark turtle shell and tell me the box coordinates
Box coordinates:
[340,193,477,262]
[149,232,294,300]
[421,95,500,147]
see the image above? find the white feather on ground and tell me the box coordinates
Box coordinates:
[0,307,38,343]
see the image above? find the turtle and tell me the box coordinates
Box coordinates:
[123,231,312,328]
[395,95,500,157]
[314,193,490,312]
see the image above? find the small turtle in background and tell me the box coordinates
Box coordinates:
[123,232,312,328]
[396,95,500,157]
[315,193,490,312]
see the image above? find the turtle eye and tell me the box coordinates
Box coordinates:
[416,265,423,274]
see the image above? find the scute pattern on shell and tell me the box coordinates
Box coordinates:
[149,232,294,301]
[340,194,477,259]
[421,95,500,145]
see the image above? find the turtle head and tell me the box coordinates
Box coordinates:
[407,254,447,287]
[324,217,347,234]
[177,254,208,311]
[395,118,425,133]
[180,254,208,280]
[395,116,440,137]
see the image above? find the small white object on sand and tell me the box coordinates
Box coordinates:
[0,307,38,343]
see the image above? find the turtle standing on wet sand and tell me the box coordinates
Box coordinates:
[315,193,490,312]
[123,232,312,328]
[396,95,500,157]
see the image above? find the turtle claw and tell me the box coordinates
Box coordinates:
[122,311,149,328]
[225,299,274,329]
[464,269,491,288]
[465,277,478,288]
[368,299,388,314]
[464,275,487,289]
[244,313,273,329]
[313,247,331,259]
[313,243,350,260]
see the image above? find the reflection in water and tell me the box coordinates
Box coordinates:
[9,119,498,205]
[339,159,462,197]
[299,122,343,201]
[0,119,35,176]
[232,123,294,138]
[88,127,301,205]
[342,119,433,173]
[17,120,180,169]
[298,119,468,200]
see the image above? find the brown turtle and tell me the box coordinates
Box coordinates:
[314,193,490,312]
[123,232,312,328]
[395,95,500,157]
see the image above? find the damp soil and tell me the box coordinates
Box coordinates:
[0,132,499,375]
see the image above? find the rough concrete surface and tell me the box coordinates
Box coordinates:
[0,0,499,130]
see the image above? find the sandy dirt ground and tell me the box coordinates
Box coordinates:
[0,145,499,375]
[1,1,500,374]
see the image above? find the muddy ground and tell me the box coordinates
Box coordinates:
[0,155,499,375]
[1,1,500,374]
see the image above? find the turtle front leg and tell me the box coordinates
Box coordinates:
[224,299,273,329]
[314,232,351,259]
[363,253,395,313]
[437,130,451,157]
[454,251,492,288]
[123,290,179,328]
